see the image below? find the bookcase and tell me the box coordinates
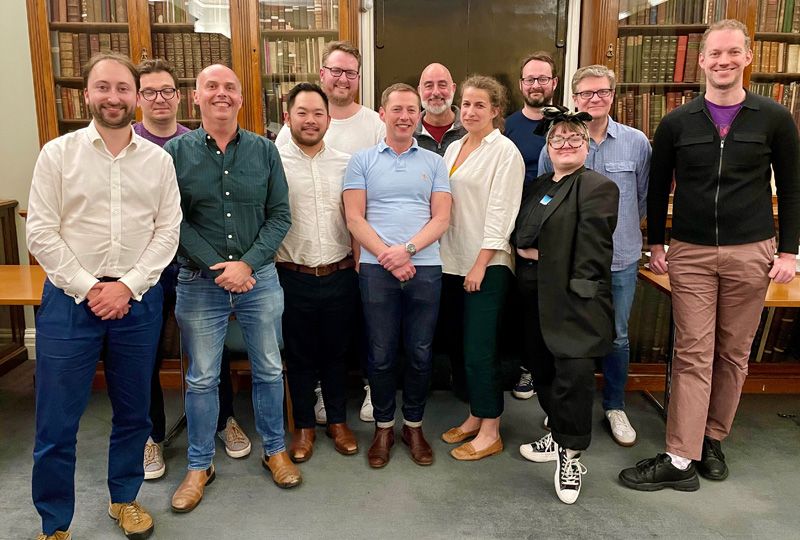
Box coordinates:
[26,0,358,146]
[581,0,800,392]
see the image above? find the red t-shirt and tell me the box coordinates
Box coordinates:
[422,118,452,144]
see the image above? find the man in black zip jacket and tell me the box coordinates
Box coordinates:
[620,19,799,492]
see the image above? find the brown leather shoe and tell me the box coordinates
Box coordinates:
[441,426,479,444]
[402,425,434,466]
[450,438,504,461]
[262,451,302,488]
[367,426,394,468]
[108,501,154,539]
[171,465,215,513]
[289,428,316,463]
[326,423,358,455]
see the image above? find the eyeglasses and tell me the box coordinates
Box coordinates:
[548,134,586,149]
[322,66,359,80]
[140,87,177,101]
[573,88,614,100]
[520,76,554,87]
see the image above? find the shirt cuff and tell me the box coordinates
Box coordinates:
[119,271,148,302]
[66,270,100,304]
[481,238,512,254]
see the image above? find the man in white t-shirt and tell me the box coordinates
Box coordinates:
[274,40,385,155]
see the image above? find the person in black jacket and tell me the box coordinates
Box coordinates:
[620,19,799,493]
[513,107,619,504]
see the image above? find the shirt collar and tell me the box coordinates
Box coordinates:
[198,125,243,147]
[87,120,138,152]
[286,136,328,160]
[377,137,420,155]
[482,128,502,144]
[687,90,759,114]
[604,115,620,139]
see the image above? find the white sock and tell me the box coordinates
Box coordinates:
[566,448,580,459]
[667,452,691,470]
[376,420,395,429]
[404,419,422,428]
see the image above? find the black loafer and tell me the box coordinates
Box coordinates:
[697,436,729,481]
[619,453,700,492]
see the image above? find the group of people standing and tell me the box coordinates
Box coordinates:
[25,17,798,540]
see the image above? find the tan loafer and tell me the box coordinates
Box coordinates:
[289,428,316,463]
[450,438,504,461]
[108,500,154,540]
[36,532,71,540]
[262,451,302,488]
[441,426,480,444]
[326,422,358,455]
[170,465,215,513]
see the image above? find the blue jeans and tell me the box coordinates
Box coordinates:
[603,261,639,411]
[32,280,162,535]
[359,263,442,424]
[175,264,285,469]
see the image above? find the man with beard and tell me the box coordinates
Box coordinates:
[505,51,558,186]
[27,51,181,540]
[535,65,650,448]
[414,62,466,155]
[620,19,799,492]
[504,51,559,404]
[275,41,385,155]
[167,65,295,512]
[276,83,360,463]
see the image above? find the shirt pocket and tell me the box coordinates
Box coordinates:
[603,160,636,201]
[728,131,770,169]
[675,133,715,170]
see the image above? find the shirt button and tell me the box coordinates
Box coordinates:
[226,213,231,217]
[228,234,233,239]
[228,255,233,260]
[225,191,230,196]
[224,170,229,175]
[216,151,221,155]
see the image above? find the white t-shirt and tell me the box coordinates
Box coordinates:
[275,105,386,155]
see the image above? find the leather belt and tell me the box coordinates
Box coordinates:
[276,256,355,277]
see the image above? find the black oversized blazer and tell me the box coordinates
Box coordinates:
[524,166,619,359]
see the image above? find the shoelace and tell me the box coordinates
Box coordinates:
[560,456,587,487]
[120,502,146,525]
[226,421,248,446]
[143,443,159,466]
[315,389,326,410]
[533,433,555,452]
[518,372,533,386]
[607,411,633,433]
[706,439,725,461]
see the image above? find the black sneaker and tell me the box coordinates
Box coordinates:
[697,436,729,481]
[554,446,586,504]
[618,453,700,492]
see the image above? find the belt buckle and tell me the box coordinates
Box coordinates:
[314,266,323,277]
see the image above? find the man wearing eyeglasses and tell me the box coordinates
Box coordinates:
[275,41,385,156]
[134,58,252,484]
[537,65,650,449]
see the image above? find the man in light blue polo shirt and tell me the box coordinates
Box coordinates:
[343,82,452,469]
[538,65,651,447]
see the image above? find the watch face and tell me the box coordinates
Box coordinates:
[406,243,416,254]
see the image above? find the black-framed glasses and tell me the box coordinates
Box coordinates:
[520,76,554,86]
[573,88,614,100]
[322,66,359,80]
[140,87,178,101]
[548,134,586,149]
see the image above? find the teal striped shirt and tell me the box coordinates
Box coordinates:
[164,127,291,273]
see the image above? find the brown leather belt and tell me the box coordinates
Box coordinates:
[276,256,355,277]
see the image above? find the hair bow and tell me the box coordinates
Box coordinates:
[533,105,593,136]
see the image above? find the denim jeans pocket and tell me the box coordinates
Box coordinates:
[254,263,278,284]
[177,268,203,284]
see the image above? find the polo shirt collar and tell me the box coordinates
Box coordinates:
[377,138,420,155]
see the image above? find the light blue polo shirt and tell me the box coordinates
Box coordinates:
[343,138,450,266]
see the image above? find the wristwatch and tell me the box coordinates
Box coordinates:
[404,242,417,255]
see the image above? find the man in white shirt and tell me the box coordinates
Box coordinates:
[275,40,385,155]
[276,83,360,463]
[26,51,181,540]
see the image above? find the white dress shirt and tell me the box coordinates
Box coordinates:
[26,121,182,303]
[440,128,525,276]
[276,139,352,267]
[275,105,386,155]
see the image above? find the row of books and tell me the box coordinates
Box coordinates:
[616,34,705,84]
[51,31,130,77]
[259,0,339,31]
[176,85,200,122]
[263,81,298,132]
[751,308,799,363]
[613,90,700,139]
[756,0,800,33]
[149,0,193,24]
[749,80,800,131]
[262,36,331,76]
[55,85,88,120]
[752,40,800,73]
[150,32,231,79]
[618,0,725,26]
[49,0,128,23]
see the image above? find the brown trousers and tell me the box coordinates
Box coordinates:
[665,238,774,460]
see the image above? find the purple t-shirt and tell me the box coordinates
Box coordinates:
[705,99,742,139]
[133,122,190,148]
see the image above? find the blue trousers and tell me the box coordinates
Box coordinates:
[32,280,162,535]
[175,264,285,469]
[602,261,639,411]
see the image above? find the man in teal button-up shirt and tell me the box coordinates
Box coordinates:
[165,65,298,514]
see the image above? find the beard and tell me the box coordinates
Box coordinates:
[422,95,454,115]
[290,124,324,146]
[88,101,135,129]
[523,89,553,108]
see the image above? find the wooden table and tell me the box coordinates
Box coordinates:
[638,267,800,418]
[0,265,46,305]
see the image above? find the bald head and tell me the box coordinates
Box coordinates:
[418,62,456,115]
[196,64,241,92]
[194,64,243,126]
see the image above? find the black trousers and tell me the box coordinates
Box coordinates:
[278,266,359,429]
[517,262,596,451]
[149,263,236,441]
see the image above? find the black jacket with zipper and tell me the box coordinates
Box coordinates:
[647,91,800,254]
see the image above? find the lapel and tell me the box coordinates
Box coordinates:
[540,166,583,226]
